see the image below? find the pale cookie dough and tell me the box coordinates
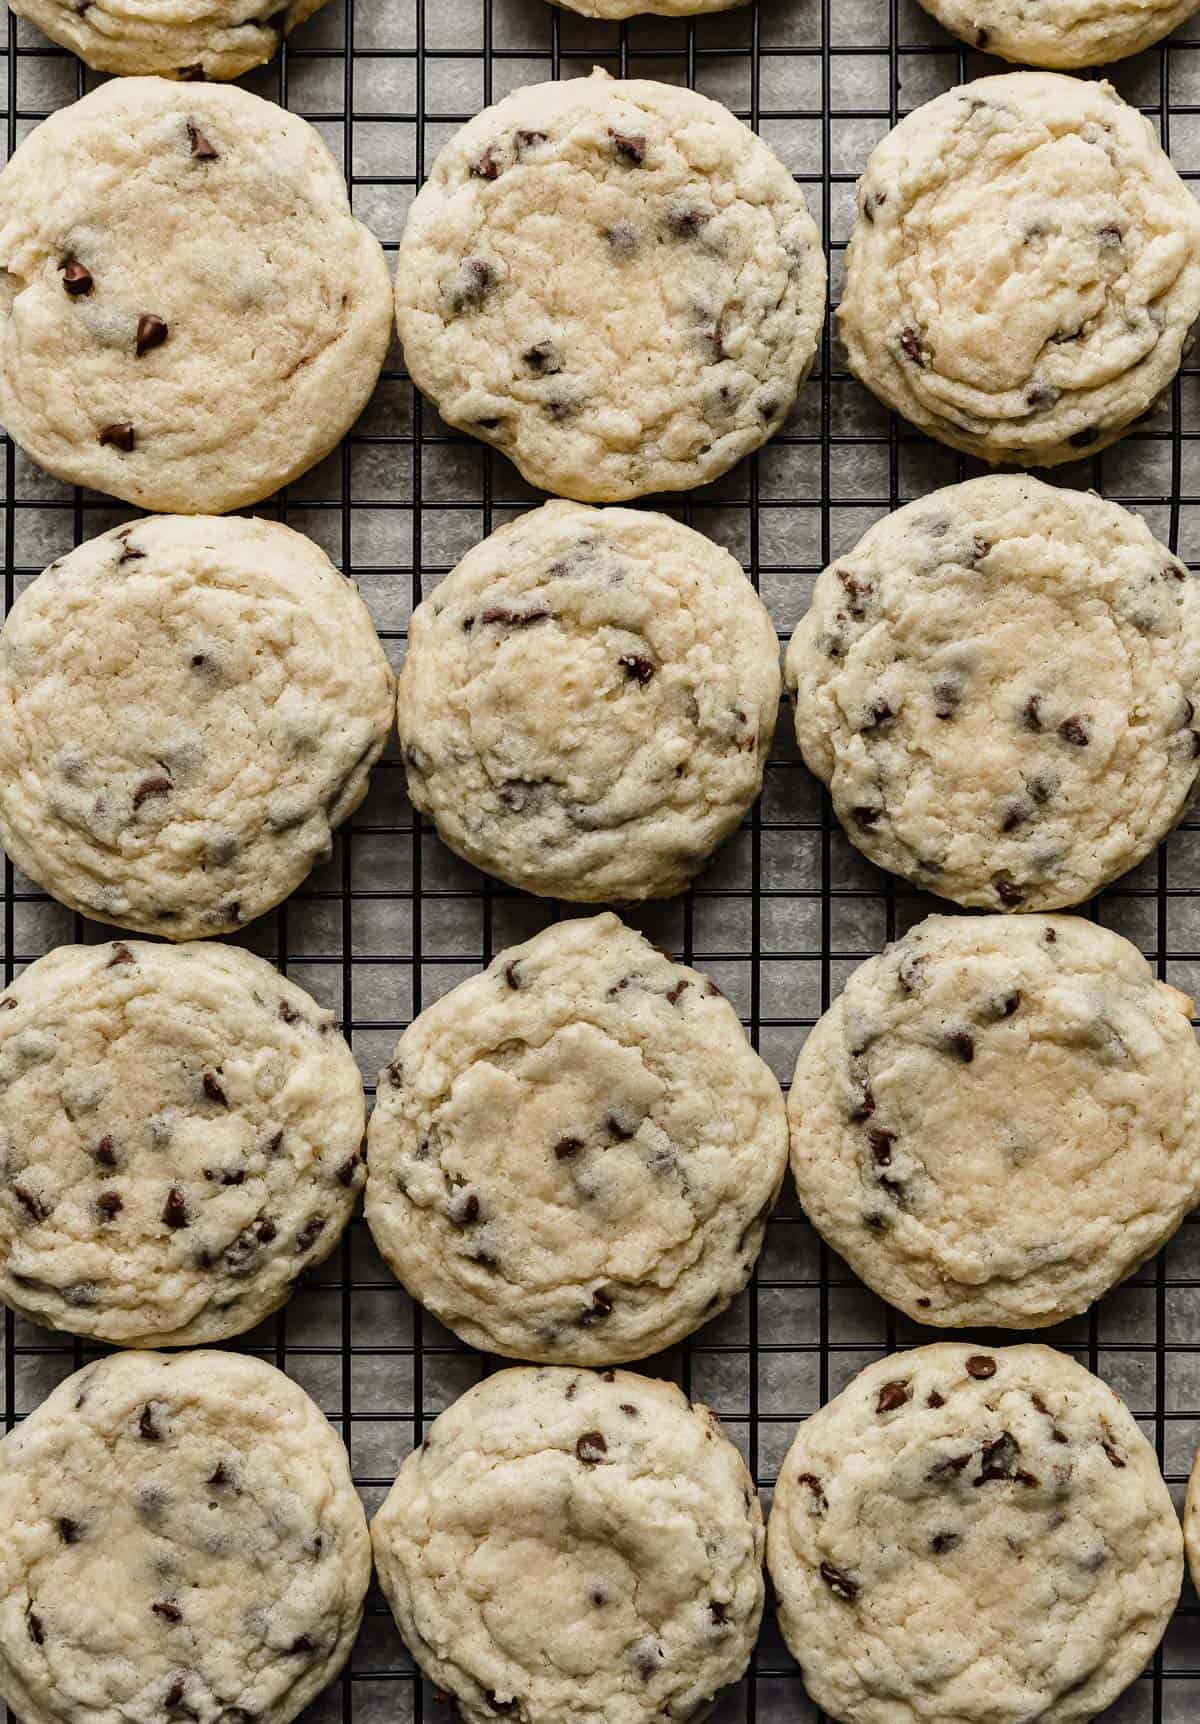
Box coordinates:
[767,1343,1182,1724]
[365,913,787,1363]
[787,914,1200,1328]
[398,501,781,902]
[0,516,395,940]
[0,78,392,513]
[786,476,1200,911]
[0,1350,370,1724]
[554,0,745,14]
[1183,1433,1200,1595]
[917,0,1200,67]
[7,0,329,80]
[372,1366,763,1724]
[840,72,1200,467]
[395,69,825,501]
[0,938,365,1346]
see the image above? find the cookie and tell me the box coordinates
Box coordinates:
[917,0,1200,67]
[371,1365,763,1724]
[0,1350,370,1724]
[767,1342,1182,1724]
[785,475,1200,911]
[555,0,744,13]
[394,69,825,501]
[0,938,365,1345]
[398,501,781,902]
[0,78,392,513]
[7,0,329,80]
[365,913,787,1363]
[787,913,1200,1328]
[0,516,395,940]
[1184,1432,1200,1595]
[840,73,1200,467]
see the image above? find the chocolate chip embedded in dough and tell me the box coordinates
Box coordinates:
[966,1355,996,1379]
[819,1561,859,1602]
[133,774,172,809]
[187,120,219,159]
[608,129,645,165]
[618,654,655,685]
[162,1187,189,1228]
[575,1430,607,1464]
[96,1191,123,1221]
[577,1289,613,1326]
[99,423,135,452]
[1058,715,1090,746]
[60,256,92,296]
[202,1071,227,1106]
[930,1530,961,1554]
[944,1030,975,1063]
[522,341,561,376]
[875,1380,910,1414]
[136,314,169,358]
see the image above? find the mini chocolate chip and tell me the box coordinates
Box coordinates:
[606,1112,636,1140]
[56,1516,81,1544]
[933,680,961,720]
[797,1471,827,1511]
[278,1000,300,1025]
[449,1190,481,1226]
[927,1452,971,1481]
[1101,1425,1126,1468]
[1069,427,1099,448]
[208,1463,230,1486]
[503,961,522,989]
[27,1611,44,1646]
[708,1601,730,1626]
[13,1185,48,1222]
[202,1071,227,1106]
[848,1082,875,1122]
[296,1213,326,1252]
[136,314,168,357]
[471,146,502,180]
[60,255,92,296]
[930,1531,960,1554]
[177,63,205,79]
[290,1635,316,1655]
[481,606,550,629]
[1023,694,1043,731]
[853,806,882,828]
[99,422,135,452]
[545,393,580,423]
[1098,224,1123,248]
[578,1289,613,1326]
[665,979,689,1005]
[976,24,989,45]
[576,1431,607,1464]
[609,129,645,164]
[187,120,218,159]
[1026,384,1058,409]
[876,1380,910,1414]
[604,220,639,257]
[515,129,547,152]
[666,207,709,239]
[554,1136,583,1160]
[165,1680,188,1711]
[522,341,561,375]
[139,1403,162,1441]
[993,875,1024,908]
[335,1153,359,1187]
[619,1403,639,1416]
[976,1431,1020,1483]
[927,1390,946,1408]
[944,1030,974,1063]
[966,1355,996,1379]
[618,653,654,685]
[133,774,172,808]
[449,257,495,313]
[864,697,894,730]
[153,1600,182,1623]
[1000,802,1029,834]
[867,1128,894,1166]
[96,1191,123,1220]
[0,998,14,1011]
[1058,715,1089,747]
[162,1187,188,1229]
[899,326,927,366]
[819,1561,858,1602]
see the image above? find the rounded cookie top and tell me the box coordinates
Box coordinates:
[371,1365,763,1724]
[787,913,1200,1328]
[839,73,1200,467]
[6,0,329,80]
[0,516,395,940]
[394,70,825,501]
[0,78,392,513]
[917,0,1200,67]
[786,476,1200,911]
[365,913,788,1363]
[0,938,365,1346]
[767,1343,1182,1724]
[398,501,781,902]
[0,1350,370,1724]
[555,0,745,13]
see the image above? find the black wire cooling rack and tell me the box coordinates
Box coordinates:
[5,0,1200,1719]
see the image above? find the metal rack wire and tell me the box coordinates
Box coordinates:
[3,0,1200,1718]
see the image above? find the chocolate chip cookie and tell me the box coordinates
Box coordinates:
[398,500,781,902]
[788,914,1200,1328]
[0,78,392,512]
[0,1350,370,1724]
[840,73,1200,467]
[0,516,395,939]
[7,0,329,79]
[785,475,1200,910]
[768,1343,1182,1724]
[918,0,1200,67]
[365,914,788,1363]
[556,0,745,12]
[372,1365,763,1724]
[395,68,825,500]
[0,938,365,1345]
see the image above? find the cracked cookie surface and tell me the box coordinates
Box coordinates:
[787,913,1200,1328]
[7,0,329,79]
[0,516,394,940]
[371,1365,763,1724]
[0,938,365,1345]
[840,72,1200,467]
[785,475,1200,911]
[397,500,781,902]
[0,78,392,512]
[0,1350,370,1724]
[767,1342,1182,1724]
[917,0,1200,67]
[364,913,787,1363]
[394,69,825,501]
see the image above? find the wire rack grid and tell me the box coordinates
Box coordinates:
[3,0,1200,1720]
